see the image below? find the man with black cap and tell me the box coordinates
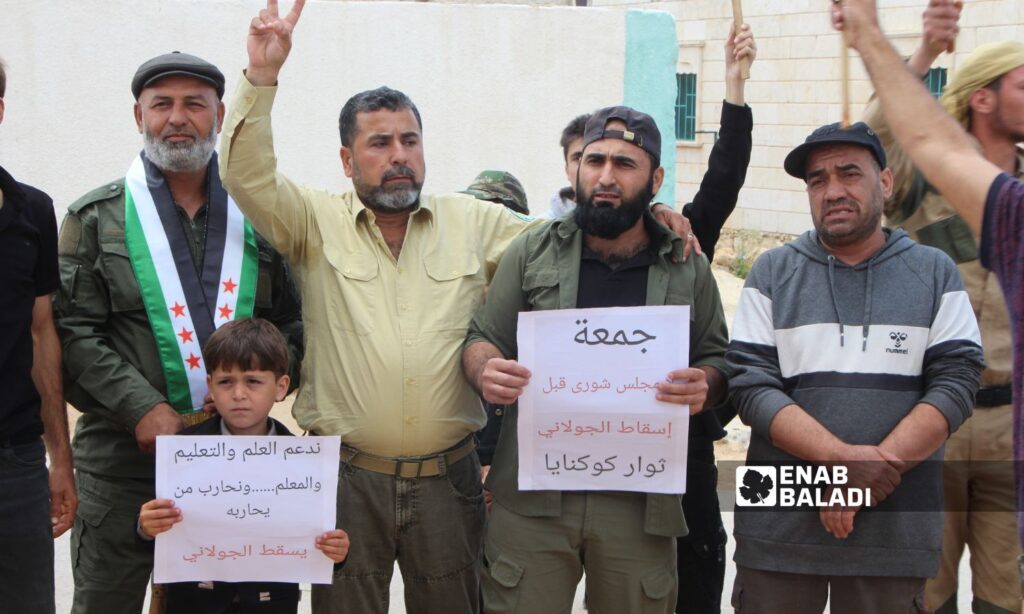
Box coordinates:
[55,51,303,614]
[462,106,730,613]
[725,121,984,613]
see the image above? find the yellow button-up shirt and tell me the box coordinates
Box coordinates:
[220,78,532,456]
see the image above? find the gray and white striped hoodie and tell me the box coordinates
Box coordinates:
[727,227,983,578]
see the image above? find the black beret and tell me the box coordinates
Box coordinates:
[131,51,225,100]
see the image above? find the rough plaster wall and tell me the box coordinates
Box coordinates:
[0,0,644,217]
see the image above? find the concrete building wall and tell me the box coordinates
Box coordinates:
[0,0,679,217]
[591,0,1024,235]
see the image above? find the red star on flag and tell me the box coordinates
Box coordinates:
[186,353,202,370]
[218,303,234,320]
[222,278,237,294]
[169,302,186,318]
[177,328,194,344]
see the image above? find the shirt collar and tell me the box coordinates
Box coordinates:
[218,416,276,436]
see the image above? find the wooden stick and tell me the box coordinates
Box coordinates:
[840,35,851,128]
[730,0,750,80]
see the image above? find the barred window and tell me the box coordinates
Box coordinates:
[926,67,947,98]
[675,73,697,141]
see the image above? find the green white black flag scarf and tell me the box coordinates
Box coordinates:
[124,152,258,415]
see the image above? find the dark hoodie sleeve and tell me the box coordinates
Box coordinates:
[682,101,752,263]
[918,252,984,434]
[725,253,798,438]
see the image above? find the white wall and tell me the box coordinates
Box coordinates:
[0,0,650,217]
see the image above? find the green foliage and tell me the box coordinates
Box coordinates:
[731,230,759,280]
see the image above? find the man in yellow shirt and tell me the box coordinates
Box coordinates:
[223,2,521,612]
[225,5,695,611]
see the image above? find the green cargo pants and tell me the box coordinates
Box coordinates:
[71,471,155,614]
[482,491,678,614]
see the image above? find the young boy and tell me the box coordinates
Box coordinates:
[139,318,349,613]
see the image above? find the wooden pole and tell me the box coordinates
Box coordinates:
[730,0,750,80]
[840,35,851,128]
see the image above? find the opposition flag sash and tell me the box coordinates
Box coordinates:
[124,152,258,416]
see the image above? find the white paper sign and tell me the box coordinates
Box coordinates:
[153,435,340,584]
[516,306,690,493]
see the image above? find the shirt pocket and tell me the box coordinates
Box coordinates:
[423,250,483,332]
[98,240,145,313]
[323,244,379,336]
[522,268,559,309]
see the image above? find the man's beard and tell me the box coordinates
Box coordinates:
[143,123,217,173]
[573,176,654,239]
[354,164,423,213]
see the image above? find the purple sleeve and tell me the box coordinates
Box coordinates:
[980,173,1024,296]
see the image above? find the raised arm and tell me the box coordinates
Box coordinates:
[244,0,306,87]
[684,23,755,263]
[220,0,319,264]
[833,0,998,234]
[860,0,961,224]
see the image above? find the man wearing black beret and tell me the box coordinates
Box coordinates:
[55,52,304,613]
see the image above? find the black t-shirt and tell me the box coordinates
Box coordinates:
[0,165,58,440]
[576,245,654,309]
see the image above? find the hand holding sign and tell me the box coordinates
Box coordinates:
[479,358,531,405]
[654,367,709,414]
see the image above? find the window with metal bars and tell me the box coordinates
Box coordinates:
[675,73,697,141]
[926,67,947,98]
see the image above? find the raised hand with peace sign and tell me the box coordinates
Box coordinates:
[246,0,306,86]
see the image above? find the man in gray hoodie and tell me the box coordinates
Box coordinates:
[726,122,984,614]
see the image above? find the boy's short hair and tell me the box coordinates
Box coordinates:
[203,318,289,378]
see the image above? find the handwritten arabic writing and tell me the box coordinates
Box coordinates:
[541,375,661,395]
[173,440,323,464]
[573,318,657,354]
[517,306,690,494]
[537,419,673,439]
[544,454,668,479]
[181,543,310,563]
[172,475,323,500]
[155,435,340,584]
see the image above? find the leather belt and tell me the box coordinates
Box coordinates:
[340,438,476,478]
[976,385,1012,408]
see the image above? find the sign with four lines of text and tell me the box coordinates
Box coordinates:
[154,435,340,584]
[516,306,690,493]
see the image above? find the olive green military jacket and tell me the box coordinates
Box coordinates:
[466,214,730,537]
[55,179,304,479]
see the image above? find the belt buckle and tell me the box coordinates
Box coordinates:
[395,460,423,479]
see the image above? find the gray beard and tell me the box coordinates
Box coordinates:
[353,164,423,213]
[358,185,420,212]
[143,125,216,173]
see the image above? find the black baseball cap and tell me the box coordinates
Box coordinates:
[132,51,225,100]
[784,122,887,179]
[582,106,662,165]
